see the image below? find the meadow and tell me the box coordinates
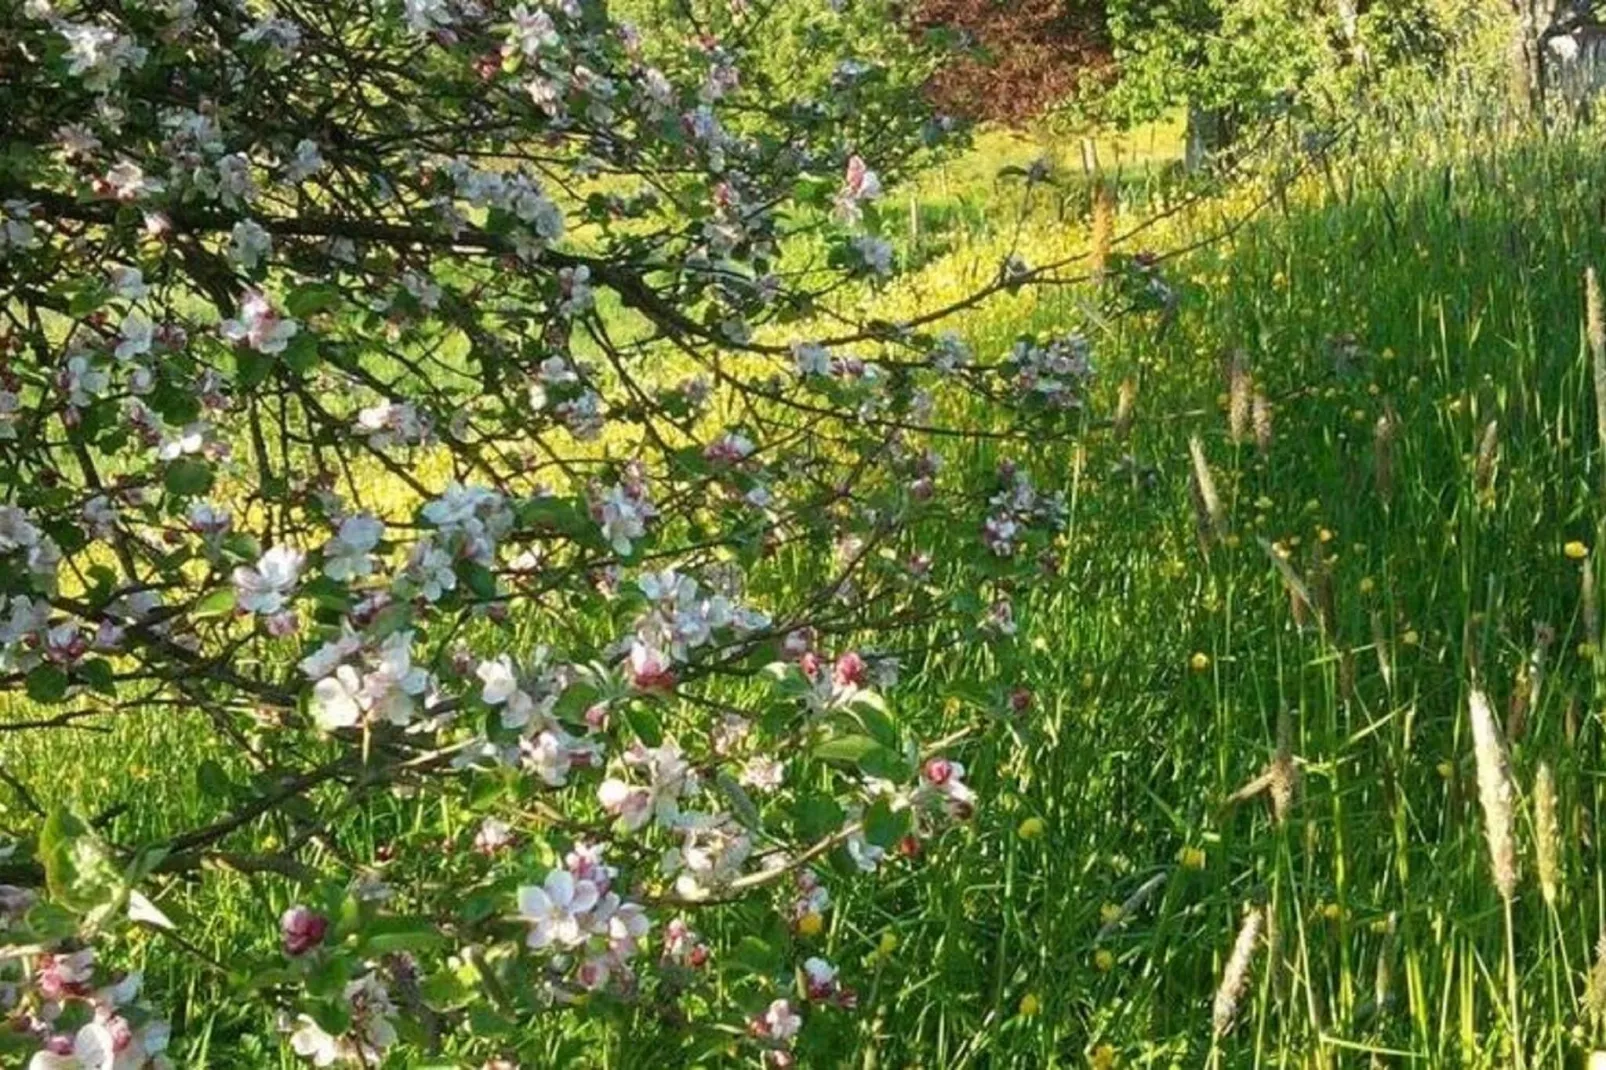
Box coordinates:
[12,95,1606,1067]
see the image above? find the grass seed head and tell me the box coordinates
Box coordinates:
[1225,350,1251,444]
[1212,905,1263,1038]
[1468,686,1518,902]
[1474,419,1499,493]
[1188,435,1226,544]
[1252,392,1274,453]
[1091,181,1116,280]
[1373,406,1398,501]
[1534,762,1560,906]
[1270,711,1298,824]
[1589,267,1606,486]
[1585,933,1606,1027]
[1114,376,1137,441]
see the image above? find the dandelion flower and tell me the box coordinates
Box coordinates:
[1567,540,1590,560]
[1017,816,1045,840]
[1018,992,1041,1017]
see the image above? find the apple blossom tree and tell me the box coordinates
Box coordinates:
[0,0,1120,1064]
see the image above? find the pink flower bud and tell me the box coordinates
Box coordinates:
[832,651,867,688]
[280,905,328,956]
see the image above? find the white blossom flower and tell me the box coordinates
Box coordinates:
[322,514,383,582]
[404,0,452,34]
[228,219,272,270]
[108,266,146,300]
[104,160,161,201]
[233,545,304,615]
[1,201,37,252]
[220,290,297,354]
[516,869,600,949]
[285,139,325,182]
[57,21,147,91]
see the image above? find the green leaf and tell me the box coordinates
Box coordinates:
[285,282,342,318]
[361,915,446,955]
[715,771,762,831]
[164,458,214,498]
[282,331,321,374]
[193,587,236,618]
[300,576,353,614]
[76,658,116,697]
[419,967,474,1011]
[551,679,602,721]
[67,284,110,316]
[460,561,498,600]
[25,665,69,704]
[310,997,352,1037]
[23,901,81,942]
[367,601,414,639]
[794,794,844,840]
[241,966,298,993]
[813,734,886,766]
[863,796,910,848]
[849,692,898,747]
[306,952,353,1000]
[623,701,663,747]
[518,496,589,536]
[235,349,274,390]
[195,759,232,799]
[37,804,117,914]
[731,935,781,975]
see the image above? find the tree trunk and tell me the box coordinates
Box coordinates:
[1184,104,1229,173]
[1512,0,1550,119]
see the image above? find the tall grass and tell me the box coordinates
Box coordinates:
[13,102,1606,1066]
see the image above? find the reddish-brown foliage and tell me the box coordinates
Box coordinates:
[914,0,1112,124]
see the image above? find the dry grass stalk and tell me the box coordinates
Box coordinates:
[1308,545,1335,636]
[1509,623,1553,742]
[1589,268,1606,500]
[1371,610,1394,692]
[1090,180,1116,281]
[1474,419,1500,493]
[1095,870,1168,942]
[1585,552,1600,652]
[1212,905,1263,1038]
[1269,710,1298,824]
[1468,686,1518,901]
[1114,376,1137,441]
[1225,350,1252,444]
[1259,537,1318,634]
[1506,663,1531,744]
[1584,933,1606,1027]
[1252,392,1274,453]
[1534,762,1560,906]
[1188,435,1226,544]
[1374,911,1399,1013]
[1373,406,1398,501]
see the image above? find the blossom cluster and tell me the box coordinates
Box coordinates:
[0,0,1111,1062]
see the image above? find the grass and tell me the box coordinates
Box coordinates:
[15,102,1606,1066]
